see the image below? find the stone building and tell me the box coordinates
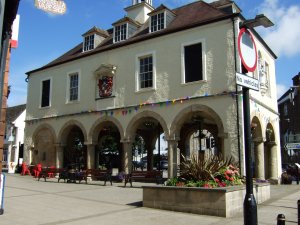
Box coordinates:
[278,72,300,163]
[24,0,281,181]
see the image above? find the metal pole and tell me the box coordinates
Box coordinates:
[277,214,285,225]
[243,87,257,225]
[297,200,300,225]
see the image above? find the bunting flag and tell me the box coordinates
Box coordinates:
[26,91,238,125]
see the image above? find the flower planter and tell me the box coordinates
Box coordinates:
[143,183,270,217]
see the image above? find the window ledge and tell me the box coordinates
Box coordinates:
[95,95,116,101]
[66,100,80,105]
[181,80,207,86]
[135,88,156,94]
[39,106,51,109]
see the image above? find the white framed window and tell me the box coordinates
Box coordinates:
[66,71,80,103]
[150,12,165,32]
[181,39,206,84]
[114,23,127,43]
[135,51,156,92]
[83,34,95,52]
[40,78,52,108]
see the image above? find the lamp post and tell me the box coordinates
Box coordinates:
[238,14,273,225]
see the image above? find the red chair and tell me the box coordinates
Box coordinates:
[21,162,31,176]
[48,166,55,178]
[33,164,42,178]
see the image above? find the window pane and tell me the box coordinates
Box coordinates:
[69,73,78,101]
[184,43,203,83]
[139,56,153,89]
[41,80,50,107]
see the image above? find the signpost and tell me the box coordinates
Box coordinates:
[237,27,258,225]
[34,0,66,15]
[285,143,300,150]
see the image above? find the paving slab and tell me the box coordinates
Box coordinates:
[0,174,299,225]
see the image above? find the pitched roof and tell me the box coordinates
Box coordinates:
[147,4,175,16]
[26,1,238,75]
[6,104,26,124]
[112,16,141,26]
[82,26,109,38]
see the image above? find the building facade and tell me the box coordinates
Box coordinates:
[278,72,300,163]
[3,104,26,173]
[24,0,281,181]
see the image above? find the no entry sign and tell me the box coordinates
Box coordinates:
[238,28,257,72]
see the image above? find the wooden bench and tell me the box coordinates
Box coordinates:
[83,169,112,186]
[124,170,163,187]
[37,167,67,182]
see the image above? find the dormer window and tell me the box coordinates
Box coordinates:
[83,34,94,52]
[148,5,176,33]
[151,12,165,32]
[82,27,109,52]
[112,17,140,43]
[114,23,127,43]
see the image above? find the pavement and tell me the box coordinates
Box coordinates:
[0,173,299,225]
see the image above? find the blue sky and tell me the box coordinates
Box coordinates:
[8,0,300,106]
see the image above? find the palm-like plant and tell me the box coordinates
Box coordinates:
[180,151,235,182]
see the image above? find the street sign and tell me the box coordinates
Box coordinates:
[238,28,258,72]
[285,143,300,149]
[35,0,67,15]
[236,72,259,91]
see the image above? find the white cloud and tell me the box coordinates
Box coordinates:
[257,0,300,57]
[276,83,288,99]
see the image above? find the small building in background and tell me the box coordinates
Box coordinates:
[3,104,26,173]
[278,72,300,163]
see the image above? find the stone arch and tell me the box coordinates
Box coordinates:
[88,116,124,143]
[88,117,124,171]
[170,104,225,139]
[126,110,169,140]
[32,123,57,143]
[251,116,264,179]
[251,116,263,142]
[58,119,88,145]
[125,110,169,171]
[264,122,277,180]
[31,123,56,166]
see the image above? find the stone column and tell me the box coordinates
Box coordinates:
[55,144,64,169]
[122,141,132,174]
[86,144,96,169]
[167,139,178,178]
[254,140,265,180]
[268,142,277,181]
[145,141,155,171]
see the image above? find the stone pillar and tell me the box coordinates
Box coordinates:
[268,142,277,181]
[254,140,265,180]
[55,144,64,169]
[145,141,154,171]
[167,139,178,178]
[122,141,132,174]
[86,144,96,169]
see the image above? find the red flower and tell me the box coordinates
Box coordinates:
[203,183,212,188]
[214,178,220,183]
[218,182,227,187]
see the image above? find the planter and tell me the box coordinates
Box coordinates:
[143,183,270,217]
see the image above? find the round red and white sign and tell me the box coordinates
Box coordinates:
[238,28,257,72]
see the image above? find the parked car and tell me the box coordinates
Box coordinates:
[132,160,147,170]
[157,160,168,170]
[285,163,300,181]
